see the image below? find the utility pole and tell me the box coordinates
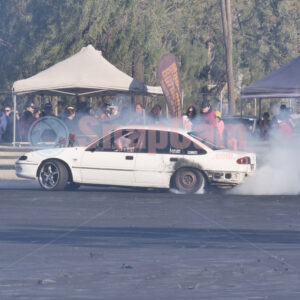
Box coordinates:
[220,0,235,115]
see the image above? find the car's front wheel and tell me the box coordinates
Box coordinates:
[173,168,205,194]
[38,160,69,191]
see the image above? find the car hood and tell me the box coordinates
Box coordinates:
[21,147,86,163]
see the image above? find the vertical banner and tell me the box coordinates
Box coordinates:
[157,53,182,118]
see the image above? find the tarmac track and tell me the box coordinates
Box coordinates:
[0,180,300,299]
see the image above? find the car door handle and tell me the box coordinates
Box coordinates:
[170,157,178,162]
[125,156,134,160]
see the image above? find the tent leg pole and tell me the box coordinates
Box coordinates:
[240,98,242,117]
[13,93,17,147]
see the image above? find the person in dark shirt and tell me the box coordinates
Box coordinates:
[2,106,20,143]
[20,102,36,142]
[40,102,56,117]
[62,106,78,135]
[199,100,217,126]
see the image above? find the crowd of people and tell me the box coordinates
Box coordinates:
[0,99,296,148]
[0,100,164,144]
[258,104,295,140]
[181,101,297,149]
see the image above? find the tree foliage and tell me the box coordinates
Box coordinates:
[0,0,299,109]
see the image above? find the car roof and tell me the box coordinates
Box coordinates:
[222,115,258,120]
[113,124,189,135]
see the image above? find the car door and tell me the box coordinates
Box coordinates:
[161,131,207,169]
[79,129,136,185]
[134,130,170,187]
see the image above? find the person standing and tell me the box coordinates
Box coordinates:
[0,106,7,143]
[40,102,56,117]
[272,104,295,138]
[259,112,271,140]
[148,104,162,124]
[135,103,145,124]
[2,106,19,143]
[62,106,78,134]
[182,106,197,130]
[20,102,36,142]
[199,101,217,126]
[215,110,224,146]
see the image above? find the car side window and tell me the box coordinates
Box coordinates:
[170,133,206,155]
[147,130,170,154]
[145,131,206,155]
[94,129,146,153]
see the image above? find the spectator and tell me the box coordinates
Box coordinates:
[148,104,162,124]
[259,112,271,140]
[272,104,295,138]
[0,106,7,143]
[40,102,55,117]
[118,106,132,125]
[100,103,119,121]
[215,111,224,145]
[182,105,197,130]
[2,106,19,143]
[62,106,78,135]
[199,100,217,126]
[34,108,41,119]
[20,101,36,142]
[134,103,145,124]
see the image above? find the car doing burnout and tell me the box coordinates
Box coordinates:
[16,125,256,193]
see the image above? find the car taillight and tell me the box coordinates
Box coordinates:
[237,156,250,164]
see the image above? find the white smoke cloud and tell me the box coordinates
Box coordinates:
[231,137,300,195]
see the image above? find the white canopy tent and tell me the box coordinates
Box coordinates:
[13,44,163,96]
[11,45,163,144]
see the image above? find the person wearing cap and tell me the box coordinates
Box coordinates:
[200,100,217,126]
[19,101,37,141]
[62,106,78,135]
[41,102,56,117]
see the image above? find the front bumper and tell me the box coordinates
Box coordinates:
[15,162,39,179]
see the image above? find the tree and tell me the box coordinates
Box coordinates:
[220,0,235,114]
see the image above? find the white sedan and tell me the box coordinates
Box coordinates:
[16,125,256,193]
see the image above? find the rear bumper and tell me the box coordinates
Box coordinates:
[204,170,250,186]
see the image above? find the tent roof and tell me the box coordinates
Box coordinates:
[241,55,300,99]
[12,45,163,96]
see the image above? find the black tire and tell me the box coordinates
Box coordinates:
[38,160,69,191]
[174,168,204,194]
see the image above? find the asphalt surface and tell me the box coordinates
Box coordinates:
[0,180,300,299]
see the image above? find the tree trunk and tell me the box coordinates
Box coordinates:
[132,51,145,107]
[220,0,235,115]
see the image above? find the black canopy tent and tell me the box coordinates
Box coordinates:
[242,55,300,99]
[241,55,300,117]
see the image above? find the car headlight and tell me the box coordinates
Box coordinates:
[19,155,28,161]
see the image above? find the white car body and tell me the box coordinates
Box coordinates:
[16,125,256,193]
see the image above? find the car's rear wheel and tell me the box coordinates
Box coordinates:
[38,160,69,191]
[174,168,204,194]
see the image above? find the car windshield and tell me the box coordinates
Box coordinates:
[188,131,224,150]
